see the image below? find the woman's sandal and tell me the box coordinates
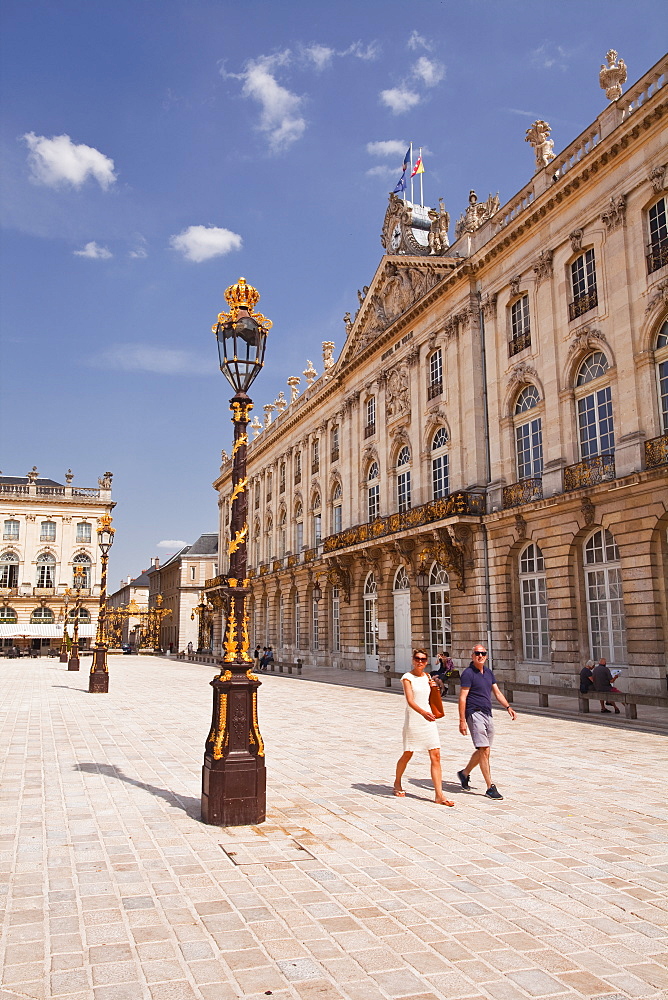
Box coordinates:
[436,798,455,806]
[393,788,406,797]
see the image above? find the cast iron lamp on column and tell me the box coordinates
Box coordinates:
[201,277,271,827]
[192,592,214,653]
[89,514,115,693]
[59,587,72,663]
[68,567,86,671]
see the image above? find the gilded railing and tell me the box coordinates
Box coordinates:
[509,330,531,357]
[564,453,615,492]
[645,433,668,469]
[205,574,227,589]
[647,241,668,275]
[502,478,543,509]
[568,289,598,321]
[323,491,486,554]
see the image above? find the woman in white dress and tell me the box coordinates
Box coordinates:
[393,648,454,806]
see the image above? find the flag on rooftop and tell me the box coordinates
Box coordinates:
[392,172,406,194]
[411,156,424,177]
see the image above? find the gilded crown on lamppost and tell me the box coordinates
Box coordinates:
[212,277,273,331]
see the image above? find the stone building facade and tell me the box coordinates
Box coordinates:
[0,470,115,650]
[147,534,218,652]
[208,54,668,696]
[107,567,152,647]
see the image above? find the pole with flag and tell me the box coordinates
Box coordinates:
[411,147,425,207]
[392,145,411,201]
[409,142,414,205]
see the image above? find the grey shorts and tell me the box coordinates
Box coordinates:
[467,711,494,748]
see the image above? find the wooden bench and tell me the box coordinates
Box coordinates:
[503,681,668,720]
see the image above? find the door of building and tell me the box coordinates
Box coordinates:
[364,573,379,672]
[393,566,412,673]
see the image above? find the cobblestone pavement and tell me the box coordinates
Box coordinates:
[1,656,667,1000]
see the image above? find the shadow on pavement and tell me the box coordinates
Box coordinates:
[75,762,202,819]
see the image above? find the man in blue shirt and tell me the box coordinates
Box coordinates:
[457,643,516,800]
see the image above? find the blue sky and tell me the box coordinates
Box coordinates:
[1,0,665,588]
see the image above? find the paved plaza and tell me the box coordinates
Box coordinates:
[1,656,668,1000]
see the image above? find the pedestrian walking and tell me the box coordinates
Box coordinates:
[592,657,620,714]
[253,645,260,670]
[457,643,516,800]
[394,649,454,806]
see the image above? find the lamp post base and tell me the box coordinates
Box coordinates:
[60,651,69,663]
[201,669,266,827]
[89,645,109,692]
[68,654,80,671]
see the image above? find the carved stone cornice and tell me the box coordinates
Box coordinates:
[480,292,498,318]
[601,194,626,232]
[533,249,554,285]
[507,361,538,392]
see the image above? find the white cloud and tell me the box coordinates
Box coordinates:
[407,31,432,52]
[366,139,407,158]
[87,343,213,376]
[22,132,116,189]
[302,43,334,70]
[157,539,186,549]
[345,40,380,61]
[129,234,148,259]
[236,53,306,153]
[413,56,444,88]
[531,43,569,71]
[73,241,112,259]
[169,224,242,263]
[365,165,398,179]
[505,107,537,118]
[380,87,421,114]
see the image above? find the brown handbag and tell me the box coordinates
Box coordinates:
[429,685,445,719]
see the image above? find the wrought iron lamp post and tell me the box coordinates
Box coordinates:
[201,277,271,827]
[192,592,214,652]
[68,568,86,670]
[60,587,72,662]
[89,514,115,693]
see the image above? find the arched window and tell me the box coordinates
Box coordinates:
[584,528,627,663]
[393,565,410,591]
[278,510,287,558]
[312,493,322,547]
[73,552,92,589]
[655,319,668,434]
[431,427,449,499]
[514,385,543,480]
[367,462,380,521]
[428,563,451,656]
[396,447,411,513]
[575,353,614,459]
[519,543,549,661]
[364,573,378,659]
[76,522,92,543]
[0,606,17,623]
[3,519,19,541]
[332,483,342,534]
[0,551,19,589]
[36,552,55,589]
[40,520,56,542]
[31,606,54,623]
[68,607,91,621]
[294,502,303,552]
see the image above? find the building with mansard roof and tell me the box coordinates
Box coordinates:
[0,469,114,651]
[207,53,668,697]
[147,533,218,652]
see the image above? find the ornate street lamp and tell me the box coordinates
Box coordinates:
[191,592,214,652]
[89,514,115,693]
[60,587,72,662]
[68,567,86,671]
[416,558,430,594]
[201,277,272,827]
[312,579,322,603]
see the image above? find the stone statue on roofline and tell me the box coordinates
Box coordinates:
[525,120,555,172]
[287,376,300,402]
[599,49,627,102]
[454,190,500,241]
[428,198,450,253]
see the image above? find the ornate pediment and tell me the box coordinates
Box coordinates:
[338,257,454,368]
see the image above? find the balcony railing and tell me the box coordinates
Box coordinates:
[323,490,486,554]
[311,461,319,475]
[0,587,18,597]
[0,485,29,495]
[502,478,543,508]
[330,448,339,463]
[647,240,668,275]
[568,289,598,321]
[509,330,531,357]
[364,422,376,438]
[294,472,301,484]
[427,381,442,400]
[645,433,668,469]
[564,453,615,491]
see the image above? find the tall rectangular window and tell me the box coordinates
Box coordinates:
[428,349,443,398]
[578,387,614,457]
[648,197,668,274]
[279,463,286,493]
[311,439,320,474]
[397,471,411,512]
[313,513,322,546]
[332,587,340,652]
[368,483,379,521]
[40,521,56,541]
[569,248,598,320]
[365,397,376,437]
[76,522,91,543]
[331,426,340,462]
[516,418,543,479]
[294,451,302,483]
[333,504,342,533]
[432,453,449,499]
[3,519,19,540]
[312,599,319,651]
[510,295,531,355]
